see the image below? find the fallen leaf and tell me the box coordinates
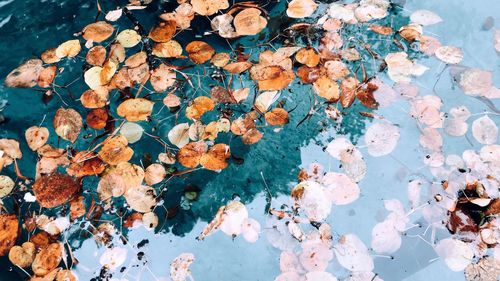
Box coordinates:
[177,142,208,168]
[191,0,228,16]
[234,8,267,36]
[286,0,318,18]
[168,123,190,148]
[149,20,176,43]
[82,21,115,42]
[98,135,134,165]
[31,243,62,276]
[32,173,80,208]
[53,108,83,143]
[25,126,49,151]
[200,143,231,171]
[265,108,289,126]
[125,185,157,213]
[8,242,35,268]
[185,41,215,64]
[5,59,43,88]
[117,98,154,122]
[55,40,81,59]
[0,214,19,257]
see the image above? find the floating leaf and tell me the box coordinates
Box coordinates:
[5,59,43,88]
[185,96,215,120]
[170,253,195,281]
[31,243,62,276]
[145,164,166,185]
[116,29,141,48]
[149,20,176,43]
[82,21,115,42]
[0,214,18,256]
[472,115,498,144]
[53,108,83,143]
[98,135,134,165]
[125,185,157,213]
[234,8,267,36]
[117,98,154,122]
[435,46,463,64]
[200,143,231,171]
[177,142,208,168]
[364,122,400,157]
[55,39,81,58]
[25,126,49,151]
[265,108,289,126]
[185,41,215,64]
[410,10,443,26]
[168,123,190,148]
[8,242,35,268]
[120,122,144,144]
[86,108,109,130]
[286,0,318,18]
[32,173,80,208]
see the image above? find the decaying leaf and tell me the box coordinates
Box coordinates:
[191,0,228,16]
[200,143,231,171]
[185,96,215,120]
[8,242,36,268]
[5,59,43,88]
[149,20,177,42]
[25,126,49,151]
[265,108,289,126]
[32,173,80,208]
[234,8,267,36]
[286,0,318,18]
[32,243,62,276]
[0,214,19,257]
[125,185,157,213]
[53,108,83,143]
[177,141,208,168]
[170,253,195,281]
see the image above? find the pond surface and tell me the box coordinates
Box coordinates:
[0,0,499,281]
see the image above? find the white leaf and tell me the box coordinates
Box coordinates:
[435,238,473,271]
[364,122,400,157]
[435,46,463,64]
[410,10,443,26]
[105,9,123,22]
[371,220,402,254]
[219,201,248,236]
[334,234,374,272]
[255,91,279,112]
[472,115,498,144]
[292,181,331,221]
[168,123,190,148]
[120,122,144,144]
[322,172,360,205]
[170,253,195,281]
[100,247,127,270]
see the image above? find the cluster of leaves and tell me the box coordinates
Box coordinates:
[1,0,499,280]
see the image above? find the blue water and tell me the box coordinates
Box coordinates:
[0,0,499,280]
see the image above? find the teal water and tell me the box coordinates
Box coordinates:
[0,0,499,280]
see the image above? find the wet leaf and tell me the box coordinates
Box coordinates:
[98,135,134,165]
[117,98,154,122]
[150,64,176,92]
[31,243,62,276]
[168,123,190,148]
[86,108,109,130]
[265,108,289,126]
[185,96,215,120]
[125,185,157,213]
[364,122,400,157]
[145,164,166,185]
[82,21,114,42]
[32,173,80,208]
[55,39,81,59]
[53,108,83,143]
[25,126,49,151]
[170,253,195,281]
[5,59,43,88]
[185,41,215,64]
[200,143,231,171]
[8,242,35,268]
[149,20,176,42]
[0,214,19,257]
[234,8,267,36]
[177,141,208,168]
[286,0,318,18]
[116,29,141,48]
[37,66,57,88]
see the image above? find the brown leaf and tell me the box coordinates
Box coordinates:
[82,21,115,42]
[80,87,109,108]
[340,77,359,108]
[41,48,60,64]
[242,128,263,145]
[8,242,35,268]
[185,96,215,120]
[86,108,109,129]
[186,41,215,64]
[5,59,43,88]
[117,98,154,122]
[53,108,83,143]
[86,46,107,66]
[234,8,267,36]
[210,86,235,103]
[222,61,252,74]
[31,243,62,276]
[191,0,229,16]
[150,64,176,92]
[25,126,49,151]
[265,108,289,126]
[250,65,295,91]
[177,142,208,168]
[37,66,57,88]
[32,174,80,208]
[369,25,393,35]
[200,143,231,170]
[70,196,86,220]
[98,135,134,165]
[313,76,340,101]
[149,20,177,43]
[296,66,320,84]
[0,214,19,257]
[67,151,106,177]
[295,47,320,67]
[356,83,379,109]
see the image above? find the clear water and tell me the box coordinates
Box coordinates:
[0,0,499,280]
